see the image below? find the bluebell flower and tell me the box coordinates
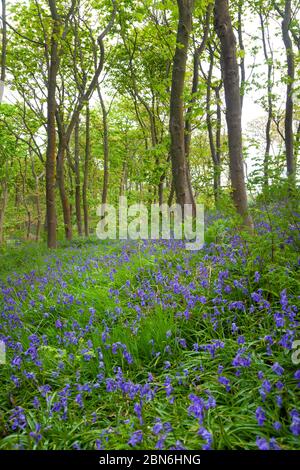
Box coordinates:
[30,423,42,444]
[272,363,284,376]
[134,402,143,424]
[128,430,143,446]
[275,381,283,391]
[155,434,167,450]
[10,407,27,431]
[274,313,285,328]
[294,370,300,380]
[269,438,280,450]
[198,427,213,450]
[273,421,281,431]
[32,397,40,409]
[276,395,283,408]
[256,407,266,426]
[152,419,163,435]
[256,437,269,450]
[290,410,300,436]
[218,376,231,392]
[177,338,187,348]
[170,440,186,450]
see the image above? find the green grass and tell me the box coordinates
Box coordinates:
[0,221,299,450]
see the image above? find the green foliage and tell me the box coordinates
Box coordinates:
[0,211,299,449]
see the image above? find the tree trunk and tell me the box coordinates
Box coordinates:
[168,179,175,206]
[206,50,221,206]
[74,118,83,236]
[184,4,212,161]
[46,1,60,248]
[98,87,109,205]
[83,104,90,237]
[169,0,196,214]
[214,82,222,203]
[259,9,273,188]
[26,211,32,240]
[0,0,6,102]
[281,0,295,183]
[35,177,42,242]
[295,121,300,164]
[158,176,164,206]
[0,180,8,243]
[237,0,245,109]
[214,0,252,228]
[120,158,128,197]
[20,156,32,240]
[57,133,72,241]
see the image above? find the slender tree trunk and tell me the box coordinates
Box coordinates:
[206,51,221,205]
[98,87,109,205]
[35,177,42,242]
[57,132,72,241]
[237,0,245,109]
[295,121,300,164]
[170,0,196,213]
[0,180,8,243]
[26,211,32,239]
[281,0,295,183]
[168,179,175,206]
[184,4,212,160]
[83,104,90,237]
[0,0,6,102]
[158,176,164,206]
[183,33,201,214]
[29,146,43,242]
[120,158,128,197]
[214,82,222,203]
[20,156,31,240]
[74,118,83,236]
[259,9,273,188]
[68,162,73,227]
[46,1,60,248]
[214,0,252,228]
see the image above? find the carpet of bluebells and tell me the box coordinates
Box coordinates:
[0,210,300,450]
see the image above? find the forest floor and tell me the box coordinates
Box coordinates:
[0,208,299,450]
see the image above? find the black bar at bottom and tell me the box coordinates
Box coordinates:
[0,450,299,468]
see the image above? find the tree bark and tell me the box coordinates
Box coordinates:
[98,86,109,205]
[184,4,212,161]
[46,0,60,248]
[214,0,252,228]
[0,180,8,243]
[259,9,273,188]
[237,0,245,109]
[0,0,6,101]
[83,104,90,237]
[281,0,295,183]
[170,0,196,213]
[31,164,42,242]
[214,82,222,202]
[57,138,72,241]
[205,50,221,205]
[74,118,83,236]
[120,158,128,197]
